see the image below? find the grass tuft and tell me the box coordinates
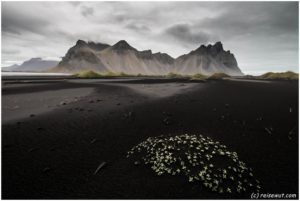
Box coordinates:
[74,70,102,78]
[208,73,230,80]
[74,70,132,78]
[166,72,189,79]
[190,73,208,80]
[260,71,298,80]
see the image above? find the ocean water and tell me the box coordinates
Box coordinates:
[1,72,71,76]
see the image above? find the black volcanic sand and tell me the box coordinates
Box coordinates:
[2,78,298,199]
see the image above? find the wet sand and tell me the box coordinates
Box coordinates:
[2,77,298,199]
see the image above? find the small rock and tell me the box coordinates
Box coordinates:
[162,111,172,117]
[163,117,171,125]
[29,114,35,118]
[60,101,67,105]
[256,117,263,121]
[264,127,272,135]
[28,148,39,153]
[42,167,52,173]
[90,138,98,144]
[50,147,56,151]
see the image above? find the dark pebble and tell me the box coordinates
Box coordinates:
[90,138,98,144]
[42,167,52,173]
[28,148,39,153]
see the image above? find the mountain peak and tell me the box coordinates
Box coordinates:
[212,41,223,51]
[7,58,58,72]
[28,57,42,61]
[76,39,87,46]
[54,39,243,76]
[194,41,224,54]
[112,40,136,51]
[87,41,110,51]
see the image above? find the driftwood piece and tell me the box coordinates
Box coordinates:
[94,162,106,175]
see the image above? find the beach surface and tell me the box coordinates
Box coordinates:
[2,77,298,199]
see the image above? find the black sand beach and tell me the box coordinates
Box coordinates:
[2,77,298,199]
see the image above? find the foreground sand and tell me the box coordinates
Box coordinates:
[2,78,298,199]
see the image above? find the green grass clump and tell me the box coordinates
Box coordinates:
[74,70,132,78]
[74,70,102,78]
[260,71,298,80]
[127,134,261,194]
[190,73,207,80]
[103,71,132,77]
[208,73,230,80]
[166,72,187,79]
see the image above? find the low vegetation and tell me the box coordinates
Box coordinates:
[74,70,103,78]
[208,73,230,80]
[74,70,131,78]
[165,72,189,79]
[127,134,261,194]
[74,70,234,81]
[259,71,298,80]
[190,73,208,80]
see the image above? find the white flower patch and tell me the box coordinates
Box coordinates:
[127,134,261,194]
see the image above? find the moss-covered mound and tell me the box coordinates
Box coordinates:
[74,70,131,78]
[208,73,230,80]
[191,73,208,80]
[260,71,298,80]
[74,70,102,78]
[166,72,187,79]
[104,71,130,77]
[127,134,261,194]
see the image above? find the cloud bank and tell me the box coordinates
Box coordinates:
[1,1,298,74]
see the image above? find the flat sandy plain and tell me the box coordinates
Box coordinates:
[2,76,298,199]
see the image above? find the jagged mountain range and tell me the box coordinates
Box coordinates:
[4,58,59,72]
[52,40,243,76]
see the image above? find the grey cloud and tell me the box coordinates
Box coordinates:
[198,2,298,38]
[69,2,81,7]
[125,23,150,32]
[1,2,298,74]
[2,49,20,55]
[1,5,50,35]
[165,24,211,45]
[81,6,94,17]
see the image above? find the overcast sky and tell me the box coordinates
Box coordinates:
[1,1,299,74]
